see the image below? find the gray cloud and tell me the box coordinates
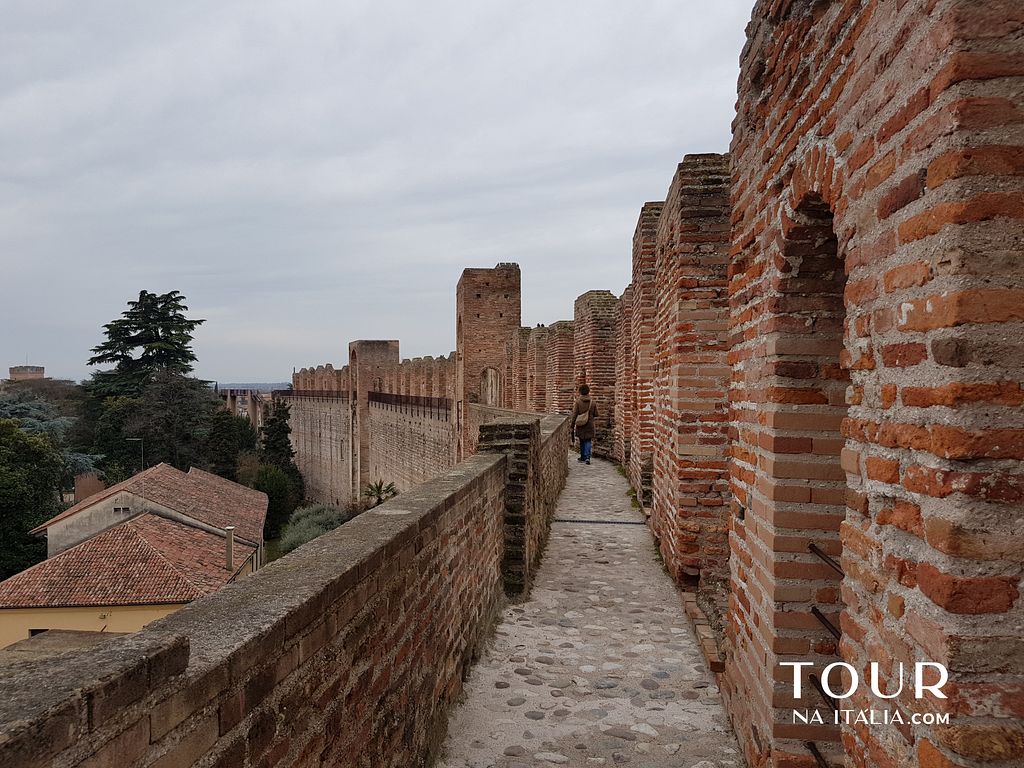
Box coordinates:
[0,0,750,382]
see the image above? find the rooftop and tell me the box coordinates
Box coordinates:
[0,513,255,609]
[30,463,268,546]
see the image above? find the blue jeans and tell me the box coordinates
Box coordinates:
[580,438,592,462]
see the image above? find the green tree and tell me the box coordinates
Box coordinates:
[128,371,220,471]
[363,480,398,508]
[87,290,205,397]
[0,387,101,491]
[0,420,64,578]
[260,400,296,467]
[253,464,300,539]
[258,399,304,512]
[205,411,259,482]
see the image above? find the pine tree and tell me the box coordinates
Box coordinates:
[260,400,296,468]
[87,290,205,397]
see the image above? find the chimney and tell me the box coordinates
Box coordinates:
[225,526,235,571]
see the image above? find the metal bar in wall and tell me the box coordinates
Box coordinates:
[804,742,831,768]
[808,673,838,713]
[808,543,844,577]
[810,606,842,641]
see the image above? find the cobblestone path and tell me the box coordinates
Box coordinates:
[439,456,742,768]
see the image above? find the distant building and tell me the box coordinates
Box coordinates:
[0,464,268,649]
[7,365,45,382]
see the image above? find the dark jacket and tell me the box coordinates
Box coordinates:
[570,396,597,441]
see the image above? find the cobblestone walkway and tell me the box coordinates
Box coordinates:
[439,456,742,768]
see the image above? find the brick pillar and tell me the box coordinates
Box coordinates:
[649,155,731,592]
[725,2,1024,766]
[573,291,619,457]
[545,321,575,414]
[508,328,530,410]
[477,417,541,595]
[613,287,634,467]
[456,264,522,458]
[526,326,549,412]
[628,203,662,505]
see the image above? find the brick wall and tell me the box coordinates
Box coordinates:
[613,287,634,467]
[456,264,523,458]
[368,396,455,493]
[649,155,732,597]
[282,392,353,508]
[1,416,570,768]
[544,321,575,414]
[724,2,1024,767]
[477,414,571,594]
[627,202,662,504]
[506,328,531,410]
[573,290,619,457]
[526,325,549,412]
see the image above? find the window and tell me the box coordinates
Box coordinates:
[113,506,130,514]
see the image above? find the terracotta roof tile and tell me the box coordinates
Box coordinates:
[0,514,256,609]
[31,463,267,545]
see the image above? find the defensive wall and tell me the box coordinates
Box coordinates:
[221,3,1023,766]
[0,413,570,768]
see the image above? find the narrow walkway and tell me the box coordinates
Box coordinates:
[440,456,742,768]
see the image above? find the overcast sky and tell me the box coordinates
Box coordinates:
[1,1,750,383]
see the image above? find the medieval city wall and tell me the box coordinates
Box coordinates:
[283,391,352,509]
[367,395,456,493]
[721,2,1024,766]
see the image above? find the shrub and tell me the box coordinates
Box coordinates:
[278,503,356,554]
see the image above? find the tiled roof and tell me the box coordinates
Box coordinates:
[30,463,267,545]
[0,514,256,609]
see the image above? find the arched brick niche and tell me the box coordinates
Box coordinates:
[724,2,1024,767]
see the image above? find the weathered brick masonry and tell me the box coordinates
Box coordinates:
[613,285,635,468]
[721,2,1024,767]
[0,415,569,768]
[526,325,549,413]
[285,391,352,507]
[367,395,455,493]
[574,291,619,457]
[545,321,576,414]
[628,202,663,505]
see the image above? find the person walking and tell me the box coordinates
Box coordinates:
[570,384,597,465]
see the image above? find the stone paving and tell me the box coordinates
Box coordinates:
[439,455,742,768]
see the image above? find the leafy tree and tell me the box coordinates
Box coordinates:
[278,504,356,555]
[87,290,205,397]
[257,399,304,516]
[0,420,64,578]
[128,371,220,471]
[260,400,296,467]
[205,411,259,482]
[363,480,398,508]
[0,387,101,491]
[253,464,300,539]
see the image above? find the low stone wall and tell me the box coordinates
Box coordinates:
[0,416,570,768]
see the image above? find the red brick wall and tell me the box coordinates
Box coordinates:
[506,328,531,410]
[573,290,619,457]
[526,325,549,412]
[456,264,523,457]
[613,286,634,466]
[724,2,1024,767]
[627,203,662,504]
[545,321,575,414]
[649,155,732,593]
